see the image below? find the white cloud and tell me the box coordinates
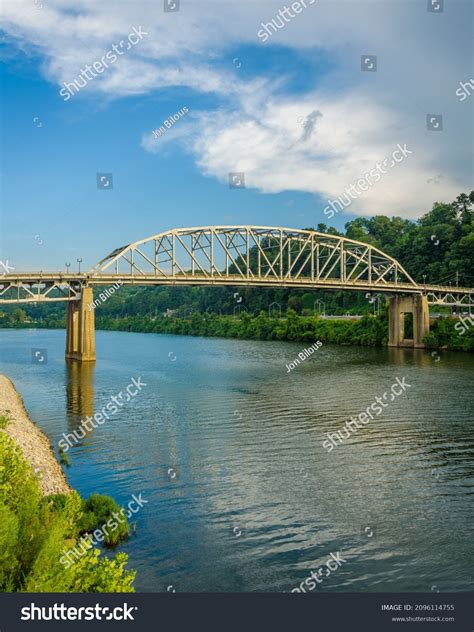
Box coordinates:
[181,91,463,217]
[1,0,472,218]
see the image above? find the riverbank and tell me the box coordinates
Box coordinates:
[0,374,70,496]
[0,373,136,592]
[93,311,474,351]
[1,310,473,350]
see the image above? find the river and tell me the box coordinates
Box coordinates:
[0,328,472,592]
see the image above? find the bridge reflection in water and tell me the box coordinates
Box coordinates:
[65,360,95,441]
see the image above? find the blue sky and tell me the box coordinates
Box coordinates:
[0,0,472,271]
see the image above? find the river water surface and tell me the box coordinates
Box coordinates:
[0,328,472,592]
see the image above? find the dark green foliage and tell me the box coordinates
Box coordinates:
[58,445,71,467]
[423,317,474,351]
[78,493,130,546]
[0,412,10,429]
[0,432,135,592]
[344,192,474,287]
[95,310,389,347]
[94,308,473,351]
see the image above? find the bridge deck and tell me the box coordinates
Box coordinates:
[0,273,472,305]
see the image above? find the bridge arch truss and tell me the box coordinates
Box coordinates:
[91,226,418,293]
[1,227,472,306]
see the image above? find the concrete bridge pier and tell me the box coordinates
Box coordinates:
[65,287,96,361]
[388,294,429,348]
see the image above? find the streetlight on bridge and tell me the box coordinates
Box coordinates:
[65,262,71,274]
[77,258,83,273]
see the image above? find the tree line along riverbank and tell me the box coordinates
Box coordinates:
[95,311,474,351]
[2,309,472,351]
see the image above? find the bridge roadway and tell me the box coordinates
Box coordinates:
[0,272,472,303]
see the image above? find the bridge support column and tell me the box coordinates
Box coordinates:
[388,294,429,348]
[413,294,430,348]
[65,287,96,362]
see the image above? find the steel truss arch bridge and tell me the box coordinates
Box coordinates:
[1,226,473,360]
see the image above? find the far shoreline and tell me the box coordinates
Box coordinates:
[1,309,471,352]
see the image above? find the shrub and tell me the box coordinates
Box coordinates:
[0,412,10,429]
[0,432,135,592]
[58,445,71,467]
[78,493,130,546]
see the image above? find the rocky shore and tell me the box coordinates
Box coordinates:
[0,374,71,496]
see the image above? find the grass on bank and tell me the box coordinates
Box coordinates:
[0,432,135,592]
[0,411,11,429]
[58,444,71,467]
